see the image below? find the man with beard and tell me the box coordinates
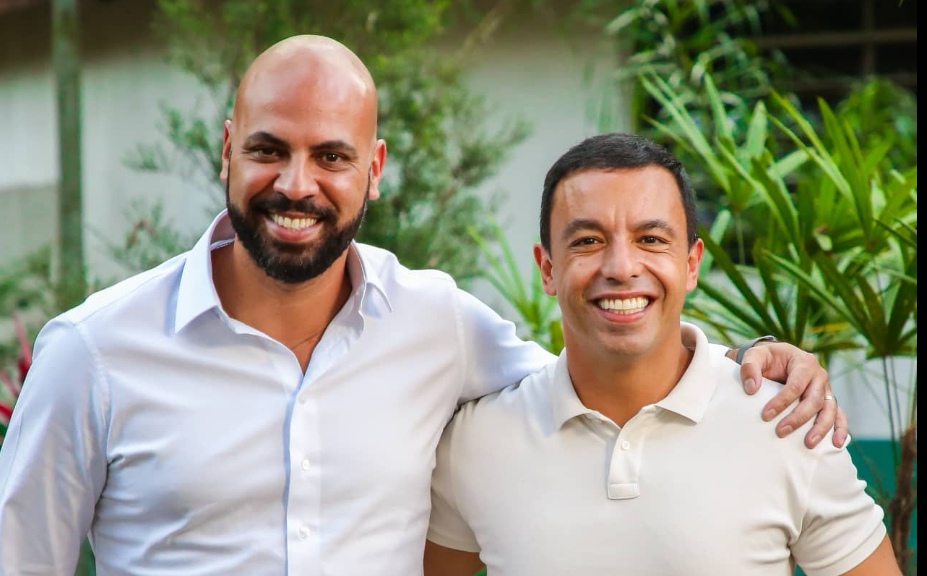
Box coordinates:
[0,36,846,575]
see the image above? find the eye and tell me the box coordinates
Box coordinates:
[570,236,601,247]
[640,235,669,246]
[250,147,282,159]
[320,152,344,164]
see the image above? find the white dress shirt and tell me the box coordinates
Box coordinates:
[429,323,886,576]
[0,211,552,576]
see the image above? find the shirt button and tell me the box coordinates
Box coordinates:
[301,459,311,471]
[621,441,631,450]
[298,526,310,539]
[298,396,308,405]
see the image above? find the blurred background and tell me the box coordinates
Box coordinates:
[0,0,917,574]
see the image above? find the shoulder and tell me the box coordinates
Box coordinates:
[450,361,556,440]
[61,251,189,327]
[354,242,457,290]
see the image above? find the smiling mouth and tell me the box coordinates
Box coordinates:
[596,296,649,314]
[269,213,319,231]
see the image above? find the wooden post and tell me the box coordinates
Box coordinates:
[52,0,86,310]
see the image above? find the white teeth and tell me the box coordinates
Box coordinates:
[597,297,648,313]
[270,214,318,230]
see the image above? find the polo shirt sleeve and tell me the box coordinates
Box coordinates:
[0,317,108,574]
[455,288,554,404]
[427,413,480,553]
[790,438,888,576]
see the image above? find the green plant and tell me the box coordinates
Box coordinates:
[469,223,562,354]
[644,70,916,573]
[589,0,793,132]
[122,0,529,284]
[96,201,198,281]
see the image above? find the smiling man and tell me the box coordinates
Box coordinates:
[425,133,898,576]
[0,38,846,575]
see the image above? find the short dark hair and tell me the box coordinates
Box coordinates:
[539,132,698,251]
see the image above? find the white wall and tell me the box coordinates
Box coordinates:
[441,16,625,312]
[0,0,216,279]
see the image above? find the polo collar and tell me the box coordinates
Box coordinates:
[651,323,716,424]
[549,323,717,429]
[550,349,597,429]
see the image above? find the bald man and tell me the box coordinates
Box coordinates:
[0,36,843,575]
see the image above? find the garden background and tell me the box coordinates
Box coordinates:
[0,0,916,574]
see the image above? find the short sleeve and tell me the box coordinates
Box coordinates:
[790,441,887,576]
[427,414,480,552]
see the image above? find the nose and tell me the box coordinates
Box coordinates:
[599,241,641,283]
[274,156,320,200]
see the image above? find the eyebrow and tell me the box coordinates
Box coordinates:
[242,131,289,149]
[560,217,679,242]
[560,218,603,242]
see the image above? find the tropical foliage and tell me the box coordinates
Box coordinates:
[644,71,917,573]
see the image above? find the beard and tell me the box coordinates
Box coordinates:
[226,174,369,284]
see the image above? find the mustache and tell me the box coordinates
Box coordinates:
[250,193,336,219]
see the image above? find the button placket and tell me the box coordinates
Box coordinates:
[606,411,653,500]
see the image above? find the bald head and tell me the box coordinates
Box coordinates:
[232,35,378,135]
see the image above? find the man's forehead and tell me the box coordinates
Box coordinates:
[554,167,682,217]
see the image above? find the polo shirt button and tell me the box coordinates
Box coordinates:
[298,396,308,405]
[301,459,311,471]
[621,441,631,450]
[298,526,310,539]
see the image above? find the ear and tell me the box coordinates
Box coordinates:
[686,238,704,292]
[366,139,387,201]
[533,243,557,296]
[219,120,232,182]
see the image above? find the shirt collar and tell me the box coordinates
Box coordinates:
[173,210,392,333]
[549,322,717,429]
[651,322,716,423]
[550,348,598,429]
[345,243,393,318]
[174,211,233,333]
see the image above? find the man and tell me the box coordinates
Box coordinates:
[0,37,841,575]
[425,133,897,575]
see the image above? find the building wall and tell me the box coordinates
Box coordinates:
[0,0,226,279]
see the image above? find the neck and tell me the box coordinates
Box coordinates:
[566,338,693,427]
[212,241,353,371]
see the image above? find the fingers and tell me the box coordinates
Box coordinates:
[831,406,849,448]
[740,343,844,450]
[738,359,763,395]
[801,388,838,448]
[762,351,830,434]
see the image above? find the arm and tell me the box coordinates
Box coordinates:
[727,339,848,449]
[840,536,902,576]
[424,540,485,576]
[0,319,106,574]
[457,289,553,403]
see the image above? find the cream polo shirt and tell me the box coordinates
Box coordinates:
[429,323,886,576]
[0,211,553,576]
